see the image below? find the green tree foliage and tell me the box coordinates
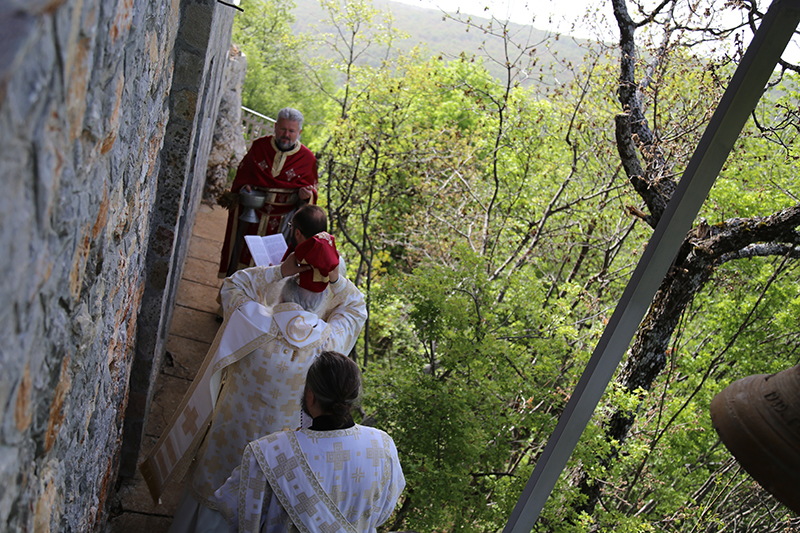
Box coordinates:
[557,0,800,528]
[232,0,329,143]
[366,245,589,531]
[232,0,800,530]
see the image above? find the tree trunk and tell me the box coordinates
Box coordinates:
[575,0,800,516]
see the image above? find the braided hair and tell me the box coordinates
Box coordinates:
[305,351,362,426]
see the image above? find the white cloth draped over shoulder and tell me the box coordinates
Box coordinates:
[214,425,405,533]
[140,265,367,506]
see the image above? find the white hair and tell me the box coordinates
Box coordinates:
[281,276,327,316]
[276,107,304,130]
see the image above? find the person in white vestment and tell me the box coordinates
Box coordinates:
[139,231,367,533]
[214,204,333,321]
[214,351,405,533]
[248,205,347,320]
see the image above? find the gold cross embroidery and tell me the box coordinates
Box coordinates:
[252,366,271,386]
[365,440,384,467]
[294,491,321,516]
[279,399,299,418]
[272,453,299,481]
[326,442,351,470]
[181,406,200,435]
[285,372,305,391]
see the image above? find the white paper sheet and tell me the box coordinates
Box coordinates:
[245,234,288,266]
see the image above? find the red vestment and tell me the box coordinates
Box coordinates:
[218,136,318,276]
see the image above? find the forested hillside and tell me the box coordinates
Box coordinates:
[291,0,593,85]
[231,0,800,530]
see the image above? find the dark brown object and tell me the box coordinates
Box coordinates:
[216,190,239,209]
[710,364,800,514]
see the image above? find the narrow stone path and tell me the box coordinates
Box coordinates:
[107,204,227,532]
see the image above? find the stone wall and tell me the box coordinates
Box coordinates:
[205,45,247,202]
[0,1,234,531]
[120,0,237,481]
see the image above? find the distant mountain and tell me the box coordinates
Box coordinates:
[290,0,600,87]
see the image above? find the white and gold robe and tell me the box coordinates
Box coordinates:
[214,425,405,533]
[140,265,367,507]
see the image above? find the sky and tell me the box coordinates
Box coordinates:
[392,0,608,39]
[389,0,800,63]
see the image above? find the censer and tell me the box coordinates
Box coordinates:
[238,188,267,223]
[226,189,267,276]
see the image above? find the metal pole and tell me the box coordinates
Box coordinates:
[504,1,800,530]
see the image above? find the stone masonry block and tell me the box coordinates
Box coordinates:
[173,48,204,90]
[179,2,214,51]
[171,87,199,123]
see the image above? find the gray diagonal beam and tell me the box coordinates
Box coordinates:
[504,1,800,530]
